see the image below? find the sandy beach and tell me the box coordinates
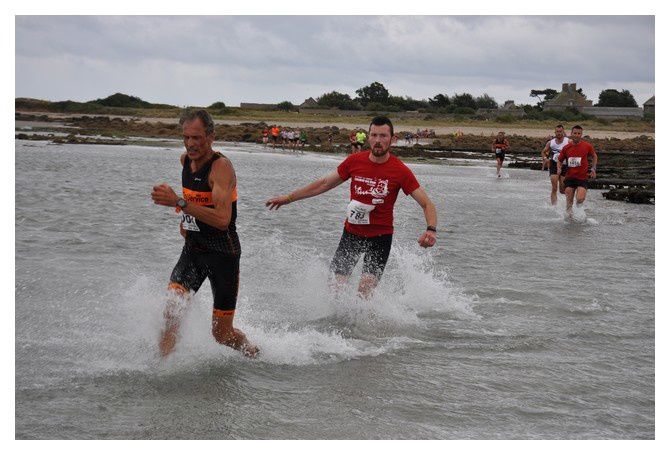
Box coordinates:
[16,111,654,140]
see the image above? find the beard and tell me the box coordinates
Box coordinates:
[371,144,390,156]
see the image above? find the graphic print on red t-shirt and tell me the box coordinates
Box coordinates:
[337,151,420,237]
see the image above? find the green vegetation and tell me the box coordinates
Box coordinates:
[316,91,361,110]
[16,93,179,116]
[530,88,559,108]
[355,81,390,105]
[276,101,297,112]
[596,89,638,107]
[15,83,654,134]
[207,101,230,115]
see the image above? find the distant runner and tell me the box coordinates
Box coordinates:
[271,125,280,148]
[262,128,269,146]
[491,131,509,178]
[557,125,598,218]
[151,109,258,358]
[349,130,358,154]
[541,124,570,205]
[356,129,367,151]
[265,116,438,298]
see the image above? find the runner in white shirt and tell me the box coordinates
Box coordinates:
[541,124,571,205]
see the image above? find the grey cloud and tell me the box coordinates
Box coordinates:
[15,16,654,106]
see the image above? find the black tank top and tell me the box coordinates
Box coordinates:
[494,138,508,149]
[181,152,240,254]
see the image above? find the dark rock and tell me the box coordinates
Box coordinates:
[602,188,654,204]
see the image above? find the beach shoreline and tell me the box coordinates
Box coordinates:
[15,110,654,140]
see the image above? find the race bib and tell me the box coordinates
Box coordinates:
[181,212,200,232]
[495,148,502,153]
[346,200,375,225]
[552,151,561,162]
[567,156,582,167]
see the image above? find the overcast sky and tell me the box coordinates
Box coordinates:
[15,15,655,107]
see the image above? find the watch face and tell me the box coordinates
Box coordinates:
[177,199,186,208]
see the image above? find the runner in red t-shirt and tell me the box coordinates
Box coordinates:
[266,116,438,298]
[557,125,598,217]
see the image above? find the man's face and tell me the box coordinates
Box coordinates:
[555,127,565,139]
[498,132,505,140]
[368,124,394,157]
[571,128,583,143]
[182,118,213,160]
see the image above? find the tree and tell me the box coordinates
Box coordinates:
[530,88,558,108]
[387,95,429,111]
[428,93,450,108]
[451,93,477,110]
[596,89,638,107]
[316,91,360,110]
[475,94,498,109]
[355,82,390,105]
[207,101,229,114]
[276,101,295,111]
[93,92,153,108]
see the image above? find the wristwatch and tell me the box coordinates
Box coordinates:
[427,226,437,232]
[176,198,187,209]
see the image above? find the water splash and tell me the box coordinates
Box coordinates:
[109,233,476,369]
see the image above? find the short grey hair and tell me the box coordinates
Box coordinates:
[179,109,215,136]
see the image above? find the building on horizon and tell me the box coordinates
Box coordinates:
[544,83,593,110]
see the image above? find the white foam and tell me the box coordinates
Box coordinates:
[106,232,477,369]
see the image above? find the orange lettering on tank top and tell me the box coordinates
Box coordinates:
[182,188,213,206]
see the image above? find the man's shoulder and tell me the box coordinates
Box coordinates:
[211,152,234,172]
[389,154,415,173]
[345,150,369,161]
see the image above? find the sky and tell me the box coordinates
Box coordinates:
[15,15,655,108]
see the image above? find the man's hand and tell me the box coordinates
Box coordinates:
[265,195,292,210]
[418,230,437,248]
[152,183,179,207]
[590,169,597,179]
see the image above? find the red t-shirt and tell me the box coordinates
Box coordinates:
[557,141,596,180]
[337,151,420,237]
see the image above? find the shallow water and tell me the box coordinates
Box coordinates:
[15,140,654,439]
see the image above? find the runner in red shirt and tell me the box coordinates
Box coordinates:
[557,125,598,217]
[266,116,438,298]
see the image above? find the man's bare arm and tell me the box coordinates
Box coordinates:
[266,171,345,210]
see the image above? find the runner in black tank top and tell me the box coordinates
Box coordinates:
[151,109,257,358]
[491,131,509,178]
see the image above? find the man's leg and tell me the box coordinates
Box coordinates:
[496,157,503,176]
[207,253,258,357]
[565,186,575,216]
[559,169,567,194]
[161,249,207,357]
[212,310,258,357]
[575,186,588,205]
[358,234,393,299]
[550,174,559,205]
[330,230,363,294]
[159,282,191,357]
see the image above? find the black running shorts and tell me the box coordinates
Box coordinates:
[169,243,240,312]
[564,178,588,189]
[330,229,393,280]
